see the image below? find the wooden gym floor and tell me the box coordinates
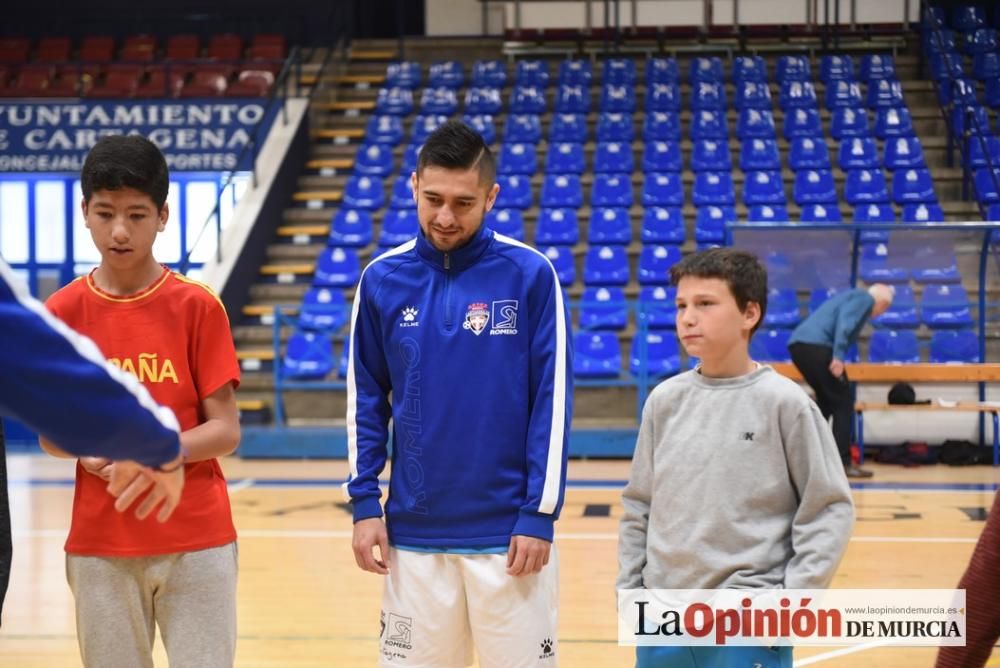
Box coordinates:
[3,456,999,667]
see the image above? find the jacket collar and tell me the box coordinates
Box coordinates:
[415,223,494,272]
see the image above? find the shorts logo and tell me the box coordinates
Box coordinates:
[463,302,490,335]
[539,637,555,659]
[490,299,519,335]
[381,610,413,661]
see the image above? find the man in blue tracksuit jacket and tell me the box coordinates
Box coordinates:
[346,121,572,667]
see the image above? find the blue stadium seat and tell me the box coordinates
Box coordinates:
[638,244,682,285]
[314,247,361,288]
[871,284,919,329]
[859,54,896,82]
[588,208,632,245]
[740,139,781,171]
[985,79,1000,109]
[690,110,729,140]
[788,136,831,170]
[924,28,956,54]
[809,286,845,312]
[844,169,890,205]
[641,207,685,244]
[929,51,965,81]
[461,114,496,145]
[343,176,385,211]
[497,143,537,175]
[640,286,678,329]
[580,287,627,331]
[282,331,334,379]
[337,346,350,379]
[603,58,637,85]
[940,78,980,107]
[951,5,986,31]
[749,329,793,362]
[965,135,1000,169]
[975,167,1000,204]
[353,143,395,177]
[779,80,818,109]
[734,81,772,110]
[641,172,684,208]
[645,81,682,112]
[689,56,724,83]
[535,208,579,246]
[691,139,732,171]
[693,171,736,206]
[374,87,414,116]
[558,60,593,86]
[574,332,621,379]
[644,111,682,141]
[596,113,634,142]
[874,107,915,139]
[389,175,417,209]
[965,28,1000,55]
[867,79,905,109]
[853,203,895,243]
[892,168,937,205]
[744,170,787,206]
[515,59,550,87]
[541,174,584,208]
[365,115,404,145]
[594,142,634,173]
[793,169,838,205]
[546,142,586,174]
[859,243,909,283]
[764,288,800,327]
[328,209,373,247]
[820,54,855,83]
[912,246,961,284]
[694,206,735,243]
[486,208,525,241]
[732,55,767,83]
[951,105,990,136]
[591,174,633,208]
[411,114,449,143]
[420,87,458,115]
[826,80,863,109]
[494,175,533,209]
[464,87,503,115]
[884,136,926,170]
[630,333,682,378]
[924,5,946,28]
[600,84,637,113]
[783,107,822,140]
[542,245,576,286]
[691,81,727,110]
[929,330,980,363]
[380,209,420,246]
[550,113,588,143]
[504,114,543,143]
[902,203,945,222]
[830,107,871,140]
[584,245,630,286]
[555,84,590,114]
[299,288,348,332]
[385,61,421,89]
[509,86,547,114]
[838,137,880,170]
[776,55,811,82]
[646,57,680,85]
[869,329,920,363]
[643,140,683,172]
[799,203,843,223]
[471,59,507,88]
[972,52,1000,80]
[428,60,463,88]
[736,109,777,139]
[747,204,790,224]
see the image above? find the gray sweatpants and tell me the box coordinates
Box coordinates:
[66,541,238,668]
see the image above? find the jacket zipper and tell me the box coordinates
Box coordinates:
[444,252,453,331]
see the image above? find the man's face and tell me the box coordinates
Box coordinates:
[83,187,166,271]
[411,165,498,252]
[675,276,760,361]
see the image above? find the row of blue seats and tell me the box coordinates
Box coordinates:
[925,5,1000,34]
[929,50,1000,81]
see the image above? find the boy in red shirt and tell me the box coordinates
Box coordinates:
[40,135,241,667]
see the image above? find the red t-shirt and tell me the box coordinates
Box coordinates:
[45,266,241,556]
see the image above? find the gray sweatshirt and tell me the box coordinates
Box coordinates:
[617,365,854,592]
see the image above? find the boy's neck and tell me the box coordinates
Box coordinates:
[698,345,757,379]
[92,258,165,296]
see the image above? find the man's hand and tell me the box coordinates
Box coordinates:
[507,535,551,576]
[107,454,185,523]
[828,358,845,378]
[79,457,112,480]
[352,517,390,575]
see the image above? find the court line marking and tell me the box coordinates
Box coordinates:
[227,478,256,494]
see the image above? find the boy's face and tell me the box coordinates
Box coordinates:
[82,187,167,271]
[412,165,499,252]
[675,276,760,361]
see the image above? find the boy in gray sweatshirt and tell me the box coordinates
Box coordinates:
[617,249,855,668]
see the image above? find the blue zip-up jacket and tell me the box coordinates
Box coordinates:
[0,259,181,465]
[789,289,875,360]
[345,225,573,548]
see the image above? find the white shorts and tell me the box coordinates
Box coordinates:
[379,547,559,668]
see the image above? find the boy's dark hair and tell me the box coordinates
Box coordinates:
[416,120,496,186]
[669,248,769,334]
[81,135,169,210]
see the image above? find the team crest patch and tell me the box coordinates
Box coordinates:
[462,302,490,335]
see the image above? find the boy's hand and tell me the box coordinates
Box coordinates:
[79,457,112,480]
[107,455,185,522]
[352,517,390,575]
[828,358,845,378]
[507,535,551,576]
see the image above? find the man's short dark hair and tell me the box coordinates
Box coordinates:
[81,135,169,210]
[670,248,769,334]
[416,120,496,186]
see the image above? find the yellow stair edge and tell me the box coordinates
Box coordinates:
[260,264,314,275]
[336,74,386,84]
[237,399,268,411]
[306,158,355,170]
[291,190,342,202]
[325,100,376,111]
[313,127,366,138]
[277,225,330,237]
[237,350,276,361]
[350,49,397,61]
[242,305,300,317]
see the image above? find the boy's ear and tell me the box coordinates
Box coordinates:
[744,301,762,332]
[157,202,169,232]
[81,197,90,228]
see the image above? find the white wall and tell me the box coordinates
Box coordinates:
[426,0,504,35]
